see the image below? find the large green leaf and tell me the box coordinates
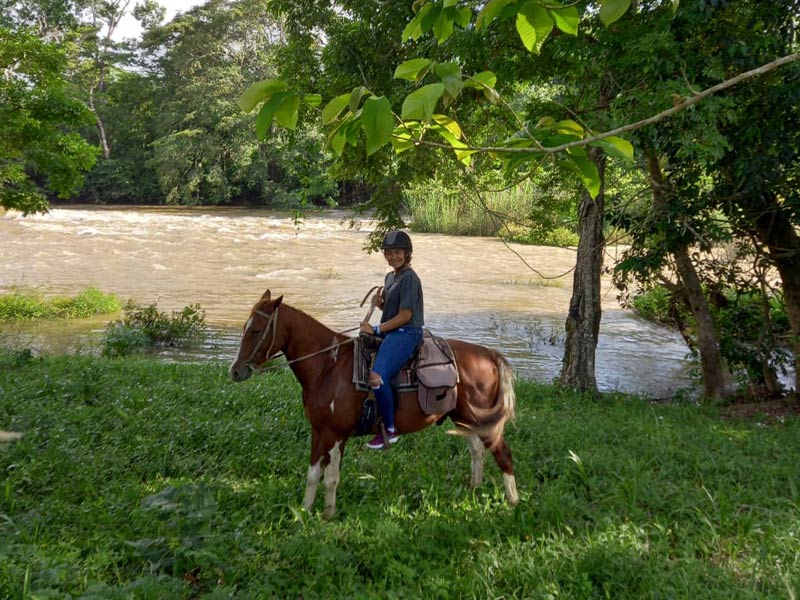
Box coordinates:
[476,0,516,31]
[394,58,433,82]
[431,123,473,166]
[516,2,553,54]
[455,6,472,27]
[566,155,601,199]
[591,135,634,162]
[465,71,498,90]
[432,114,462,138]
[321,93,350,124]
[433,6,455,42]
[327,119,349,155]
[549,5,579,35]
[254,92,290,140]
[239,79,289,113]
[599,0,631,26]
[401,83,445,121]
[274,94,300,130]
[304,94,322,108]
[435,62,464,99]
[361,96,395,156]
[348,86,369,114]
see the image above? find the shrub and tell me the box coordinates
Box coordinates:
[102,302,207,357]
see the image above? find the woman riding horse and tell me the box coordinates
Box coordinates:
[359,230,424,449]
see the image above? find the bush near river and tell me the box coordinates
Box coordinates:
[0,287,119,321]
[1,353,798,598]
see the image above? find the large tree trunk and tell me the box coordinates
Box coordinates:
[560,147,606,393]
[754,206,800,398]
[648,152,730,401]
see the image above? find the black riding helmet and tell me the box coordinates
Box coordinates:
[381,230,412,254]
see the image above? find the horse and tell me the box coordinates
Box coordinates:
[229,289,518,519]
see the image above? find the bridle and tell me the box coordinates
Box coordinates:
[244,307,281,370]
[242,305,359,374]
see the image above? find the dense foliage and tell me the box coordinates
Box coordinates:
[1,354,798,597]
[103,302,208,357]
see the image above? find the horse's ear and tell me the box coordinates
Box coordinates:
[273,295,283,308]
[261,289,272,301]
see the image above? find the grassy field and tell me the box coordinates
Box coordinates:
[1,352,798,598]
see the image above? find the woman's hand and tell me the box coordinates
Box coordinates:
[372,289,384,310]
[360,321,374,335]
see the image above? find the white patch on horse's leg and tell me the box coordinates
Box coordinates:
[503,472,519,506]
[329,399,335,414]
[303,459,321,512]
[466,433,485,488]
[323,441,342,520]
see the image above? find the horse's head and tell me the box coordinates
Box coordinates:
[229,289,284,382]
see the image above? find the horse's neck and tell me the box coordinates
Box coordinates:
[280,305,342,384]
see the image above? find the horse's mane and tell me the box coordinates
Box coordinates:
[256,300,346,341]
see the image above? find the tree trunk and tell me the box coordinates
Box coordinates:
[647,152,730,401]
[754,206,800,398]
[560,147,606,393]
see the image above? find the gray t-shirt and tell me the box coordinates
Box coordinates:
[381,267,424,328]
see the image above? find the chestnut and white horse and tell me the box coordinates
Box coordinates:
[229,290,518,519]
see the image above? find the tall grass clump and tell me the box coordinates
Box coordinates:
[1,354,798,598]
[0,286,120,321]
[406,180,579,246]
[102,302,208,357]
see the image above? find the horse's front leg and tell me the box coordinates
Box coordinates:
[304,427,346,520]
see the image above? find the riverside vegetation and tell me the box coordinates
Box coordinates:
[1,352,798,598]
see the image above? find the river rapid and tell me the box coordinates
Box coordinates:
[1,206,693,397]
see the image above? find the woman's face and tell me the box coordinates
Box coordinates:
[383,248,406,270]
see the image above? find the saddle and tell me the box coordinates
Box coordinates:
[352,330,459,434]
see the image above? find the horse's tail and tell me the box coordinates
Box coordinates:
[452,351,515,449]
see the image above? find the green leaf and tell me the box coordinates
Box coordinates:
[432,114,462,139]
[433,6,455,42]
[435,62,464,99]
[567,155,601,199]
[599,0,631,26]
[592,135,634,162]
[394,58,433,81]
[321,93,350,124]
[345,117,362,147]
[516,2,553,54]
[348,86,369,114]
[391,123,420,154]
[465,70,497,89]
[420,3,441,31]
[254,92,289,140]
[549,5,579,35]
[431,123,473,166]
[327,120,348,155]
[401,83,445,121]
[361,96,395,156]
[402,12,424,41]
[274,94,300,130]
[304,94,322,108]
[671,0,679,14]
[455,6,472,27]
[239,79,289,113]
[476,0,516,31]
[556,119,584,136]
[443,0,457,6]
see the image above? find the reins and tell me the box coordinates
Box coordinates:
[244,286,383,375]
[246,306,360,374]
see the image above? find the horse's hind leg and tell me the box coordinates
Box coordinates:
[488,436,519,506]
[465,432,486,488]
[322,439,345,520]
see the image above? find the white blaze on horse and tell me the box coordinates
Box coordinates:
[229,289,518,519]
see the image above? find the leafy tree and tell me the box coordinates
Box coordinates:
[0,27,97,213]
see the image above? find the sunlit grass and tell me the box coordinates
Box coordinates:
[0,353,798,597]
[0,286,120,321]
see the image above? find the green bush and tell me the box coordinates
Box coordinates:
[0,286,120,321]
[103,302,208,357]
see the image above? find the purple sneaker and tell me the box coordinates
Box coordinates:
[366,430,399,449]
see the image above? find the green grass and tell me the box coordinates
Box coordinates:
[0,287,120,321]
[1,353,799,598]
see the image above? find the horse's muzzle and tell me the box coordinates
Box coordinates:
[229,361,253,382]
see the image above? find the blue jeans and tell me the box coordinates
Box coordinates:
[371,327,423,431]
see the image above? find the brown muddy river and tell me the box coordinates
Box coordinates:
[1,206,693,397]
